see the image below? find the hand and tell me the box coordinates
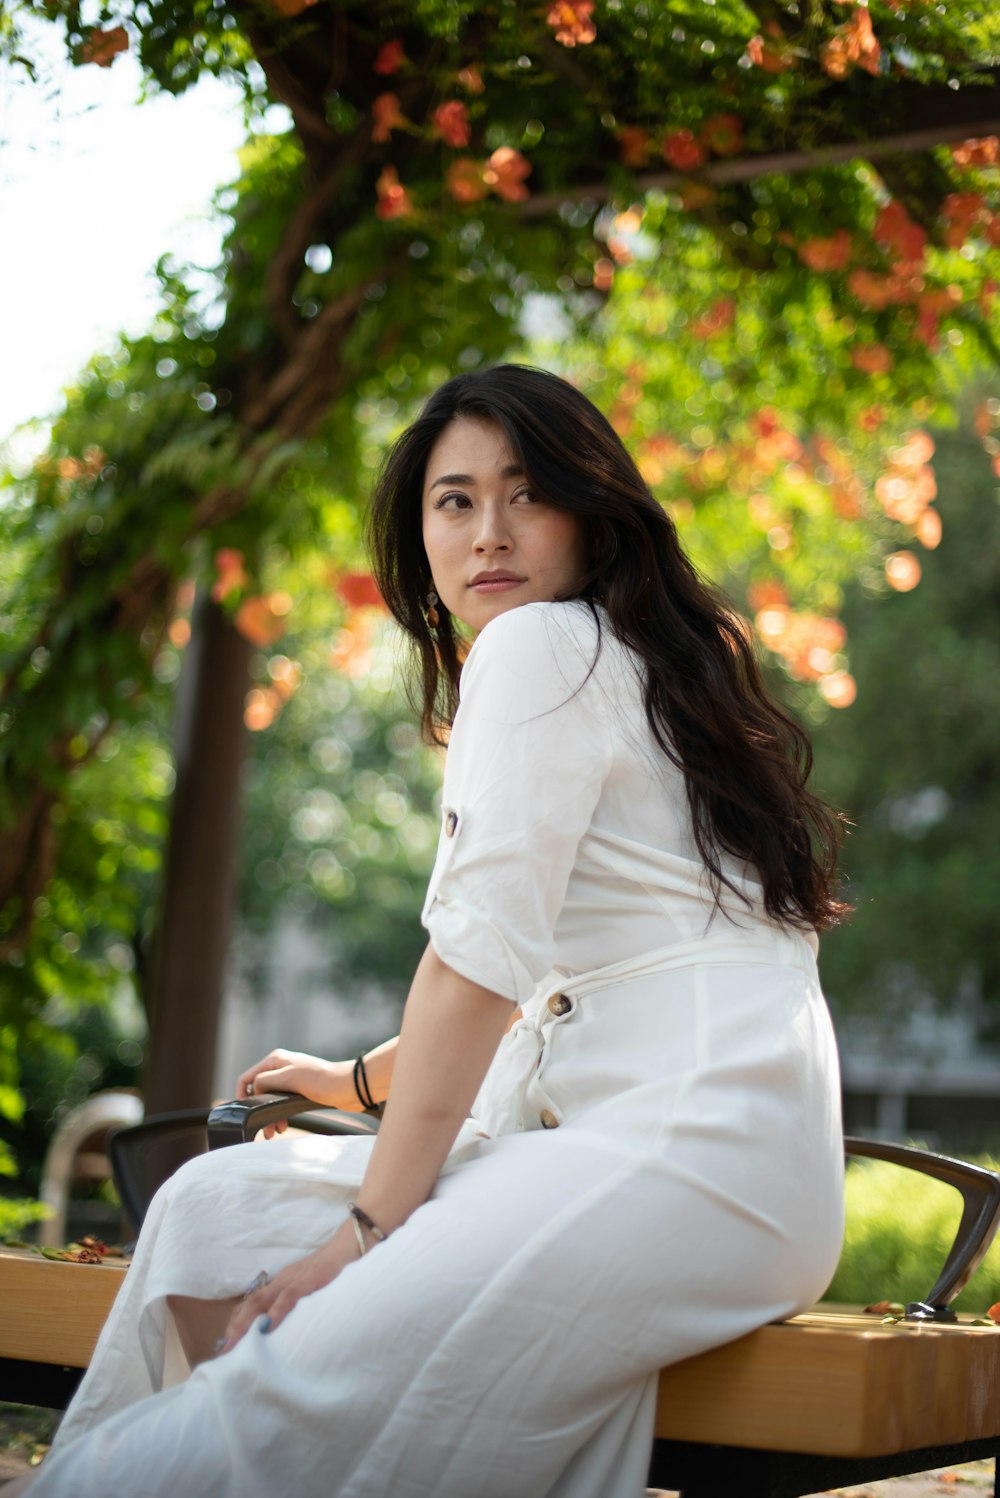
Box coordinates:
[217,1224,360,1353]
[236,1049,360,1139]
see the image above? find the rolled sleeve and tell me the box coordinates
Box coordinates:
[421,603,613,1003]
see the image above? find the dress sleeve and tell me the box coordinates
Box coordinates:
[421,603,613,1004]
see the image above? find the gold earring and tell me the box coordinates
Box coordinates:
[425,589,440,628]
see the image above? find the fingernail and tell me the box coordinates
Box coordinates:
[259,1316,272,1334]
[214,1337,229,1355]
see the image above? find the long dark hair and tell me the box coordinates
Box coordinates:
[367,364,849,932]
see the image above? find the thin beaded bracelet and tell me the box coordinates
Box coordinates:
[347,1200,388,1257]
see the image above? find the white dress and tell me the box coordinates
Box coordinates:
[36,601,845,1497]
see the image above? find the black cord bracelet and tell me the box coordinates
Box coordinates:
[353,1054,378,1113]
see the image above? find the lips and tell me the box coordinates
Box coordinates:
[468,571,525,592]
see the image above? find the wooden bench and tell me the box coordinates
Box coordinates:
[3,1109,1000,1497]
[4,1251,1000,1496]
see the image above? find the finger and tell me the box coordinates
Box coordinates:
[235,1052,286,1097]
[221,1289,275,1351]
[257,1287,300,1336]
[251,1067,299,1095]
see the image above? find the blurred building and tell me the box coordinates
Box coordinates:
[837,992,1000,1155]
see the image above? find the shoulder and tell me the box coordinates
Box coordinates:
[458,602,609,724]
[465,600,602,679]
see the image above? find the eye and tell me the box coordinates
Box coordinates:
[434,490,473,510]
[511,486,538,504]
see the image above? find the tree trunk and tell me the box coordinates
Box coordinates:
[143,595,253,1114]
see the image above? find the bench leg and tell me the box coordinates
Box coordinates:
[652,1441,778,1497]
[652,1439,1000,1498]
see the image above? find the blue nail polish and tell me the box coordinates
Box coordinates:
[259,1316,272,1334]
[214,1337,228,1354]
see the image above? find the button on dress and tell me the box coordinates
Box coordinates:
[37,600,845,1498]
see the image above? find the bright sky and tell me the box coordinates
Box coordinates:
[0,16,253,459]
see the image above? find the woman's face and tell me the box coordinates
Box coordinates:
[421,416,588,634]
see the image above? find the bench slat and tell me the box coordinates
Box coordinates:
[655,1308,1000,1458]
[0,1248,126,1368]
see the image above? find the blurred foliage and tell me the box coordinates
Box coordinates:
[826,1153,1000,1315]
[0,1137,50,1238]
[1,0,1000,1167]
[811,398,1000,1021]
[236,614,443,991]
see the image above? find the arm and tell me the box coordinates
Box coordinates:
[236,1036,400,1135]
[352,944,514,1232]
[221,944,512,1347]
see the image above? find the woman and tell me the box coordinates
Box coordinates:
[20,365,847,1497]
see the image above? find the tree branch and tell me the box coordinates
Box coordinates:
[521,113,1000,217]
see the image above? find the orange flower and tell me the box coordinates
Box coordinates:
[797,230,853,272]
[858,404,886,432]
[81,26,129,66]
[432,100,471,148]
[885,551,921,592]
[375,165,414,219]
[875,201,926,266]
[457,65,485,94]
[974,402,994,438]
[819,671,857,709]
[745,31,796,72]
[244,687,283,731]
[546,0,596,47]
[372,92,406,144]
[335,572,385,610]
[446,157,489,203]
[690,298,736,339]
[483,146,532,202]
[700,114,743,158]
[875,435,936,524]
[915,507,942,549]
[941,191,988,248]
[951,136,999,169]
[235,595,291,647]
[661,129,708,172]
[373,38,406,75]
[590,258,613,292]
[755,608,848,683]
[851,343,893,375]
[893,431,935,468]
[747,579,790,612]
[606,236,633,266]
[820,7,880,80]
[618,127,654,169]
[847,269,900,310]
[212,548,248,602]
[913,284,963,348]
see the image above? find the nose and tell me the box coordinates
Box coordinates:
[473,500,512,554]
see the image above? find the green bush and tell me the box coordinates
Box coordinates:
[0,1141,49,1239]
[823,1155,1000,1315]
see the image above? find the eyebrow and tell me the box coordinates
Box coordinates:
[429,464,524,489]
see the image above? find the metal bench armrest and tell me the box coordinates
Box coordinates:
[207,1093,382,1148]
[845,1136,1000,1321]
